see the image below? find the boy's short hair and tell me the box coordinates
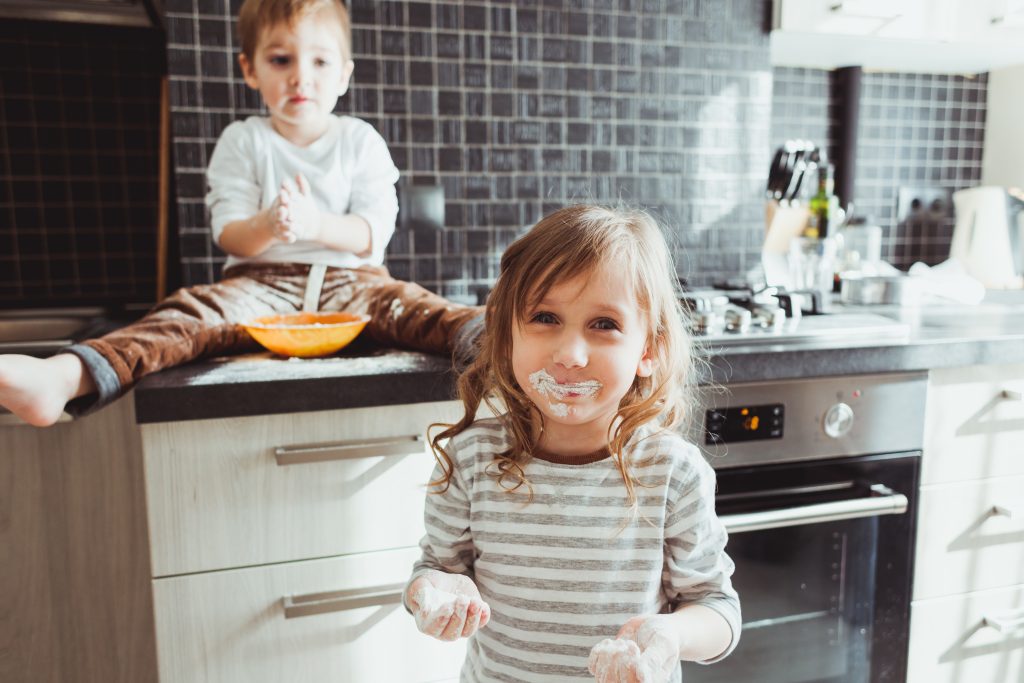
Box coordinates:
[237,0,351,61]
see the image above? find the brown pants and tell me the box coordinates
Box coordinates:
[80,263,483,392]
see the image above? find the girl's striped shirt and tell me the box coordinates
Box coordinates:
[409,417,740,683]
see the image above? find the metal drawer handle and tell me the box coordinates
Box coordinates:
[989,505,1014,519]
[274,434,424,466]
[283,582,406,619]
[982,610,1024,634]
[1001,388,1022,401]
[721,483,908,534]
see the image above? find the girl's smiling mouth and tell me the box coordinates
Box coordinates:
[528,369,602,401]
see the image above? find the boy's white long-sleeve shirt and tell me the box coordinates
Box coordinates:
[205,115,400,270]
[410,417,741,683]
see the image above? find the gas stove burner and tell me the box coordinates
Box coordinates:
[680,286,911,346]
[680,288,785,338]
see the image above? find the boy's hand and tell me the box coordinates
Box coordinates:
[273,173,321,243]
[407,569,491,642]
[588,615,681,683]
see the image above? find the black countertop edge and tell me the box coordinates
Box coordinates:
[702,335,1024,384]
[134,366,458,424]
[131,334,1024,424]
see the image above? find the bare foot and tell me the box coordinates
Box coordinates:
[0,354,92,427]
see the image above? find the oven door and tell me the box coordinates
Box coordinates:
[687,452,919,683]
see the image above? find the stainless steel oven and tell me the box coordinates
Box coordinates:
[688,372,925,683]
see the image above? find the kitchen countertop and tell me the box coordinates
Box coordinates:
[132,296,1024,424]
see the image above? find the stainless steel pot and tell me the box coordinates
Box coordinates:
[839,274,920,305]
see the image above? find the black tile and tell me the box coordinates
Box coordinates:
[464,5,487,30]
[438,90,462,115]
[408,2,432,27]
[197,19,229,48]
[410,61,434,86]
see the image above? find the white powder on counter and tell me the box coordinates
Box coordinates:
[184,351,437,385]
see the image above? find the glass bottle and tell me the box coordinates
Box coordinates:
[805,164,837,239]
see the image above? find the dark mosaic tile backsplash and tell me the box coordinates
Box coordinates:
[0,2,991,307]
[772,67,986,270]
[166,0,775,297]
[0,20,164,308]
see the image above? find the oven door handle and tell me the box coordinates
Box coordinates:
[721,483,908,534]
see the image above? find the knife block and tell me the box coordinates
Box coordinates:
[762,200,810,288]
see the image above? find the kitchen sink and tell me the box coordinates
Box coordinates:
[0,317,94,343]
[0,307,107,353]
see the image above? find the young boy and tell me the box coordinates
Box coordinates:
[0,0,481,427]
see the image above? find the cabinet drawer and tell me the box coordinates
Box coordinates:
[914,474,1024,600]
[907,585,1024,683]
[141,401,461,576]
[923,364,1024,485]
[152,547,466,683]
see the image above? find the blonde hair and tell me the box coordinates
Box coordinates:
[237,0,352,61]
[430,205,695,507]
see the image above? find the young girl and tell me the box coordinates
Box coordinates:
[404,205,740,682]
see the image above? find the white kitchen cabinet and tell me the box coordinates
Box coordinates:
[907,586,1024,683]
[907,363,1024,683]
[141,399,465,683]
[771,0,1024,72]
[141,401,461,577]
[1,395,466,683]
[152,547,465,683]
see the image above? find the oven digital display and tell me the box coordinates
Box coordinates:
[705,403,784,444]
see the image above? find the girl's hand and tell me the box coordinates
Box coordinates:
[406,569,491,642]
[274,173,321,243]
[588,615,682,683]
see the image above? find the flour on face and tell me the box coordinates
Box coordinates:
[528,368,602,417]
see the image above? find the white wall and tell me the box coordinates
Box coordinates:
[982,63,1024,189]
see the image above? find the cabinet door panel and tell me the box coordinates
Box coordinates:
[914,474,1024,600]
[907,586,1024,683]
[142,401,461,576]
[152,547,466,683]
[923,364,1024,485]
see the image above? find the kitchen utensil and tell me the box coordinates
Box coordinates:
[767,140,809,201]
[836,216,883,274]
[302,264,328,313]
[763,202,810,287]
[242,312,370,358]
[789,235,838,310]
[839,274,921,306]
[782,148,805,202]
[767,148,787,200]
[950,185,1024,288]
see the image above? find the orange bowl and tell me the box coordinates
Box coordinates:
[241,312,370,358]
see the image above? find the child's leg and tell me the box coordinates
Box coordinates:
[0,270,308,425]
[0,353,95,427]
[321,267,484,358]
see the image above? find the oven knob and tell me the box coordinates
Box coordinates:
[823,402,854,438]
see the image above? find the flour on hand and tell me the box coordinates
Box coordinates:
[411,583,459,633]
[588,637,662,683]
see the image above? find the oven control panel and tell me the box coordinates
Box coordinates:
[705,403,784,444]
